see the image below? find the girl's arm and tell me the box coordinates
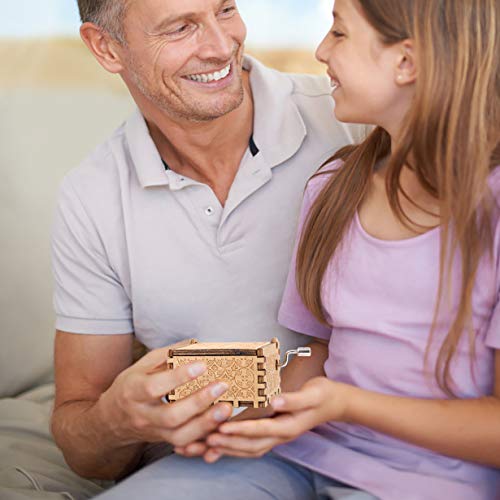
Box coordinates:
[206,350,500,468]
[279,339,329,390]
[342,349,500,467]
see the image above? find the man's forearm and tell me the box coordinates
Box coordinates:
[51,399,147,480]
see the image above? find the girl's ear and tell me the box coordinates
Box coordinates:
[80,22,125,74]
[395,40,417,86]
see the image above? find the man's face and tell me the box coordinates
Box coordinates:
[117,0,247,122]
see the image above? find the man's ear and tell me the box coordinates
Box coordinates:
[395,40,417,86]
[80,22,125,74]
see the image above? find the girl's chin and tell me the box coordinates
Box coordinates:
[333,100,369,125]
[333,105,351,123]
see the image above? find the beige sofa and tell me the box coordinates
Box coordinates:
[0,40,134,499]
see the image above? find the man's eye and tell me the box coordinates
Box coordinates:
[170,25,189,36]
[219,6,236,17]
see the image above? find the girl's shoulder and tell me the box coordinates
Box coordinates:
[305,162,500,204]
[305,158,344,201]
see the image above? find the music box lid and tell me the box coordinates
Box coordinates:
[168,340,277,357]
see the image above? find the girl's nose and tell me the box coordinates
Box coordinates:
[315,33,330,64]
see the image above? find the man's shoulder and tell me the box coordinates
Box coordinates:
[68,123,127,180]
[59,122,129,204]
[248,56,331,100]
[281,71,369,146]
[287,72,332,99]
[264,65,332,101]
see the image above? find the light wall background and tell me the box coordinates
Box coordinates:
[2,0,333,48]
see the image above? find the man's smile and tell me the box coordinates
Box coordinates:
[185,63,231,83]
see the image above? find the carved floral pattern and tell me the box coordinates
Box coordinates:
[172,356,260,403]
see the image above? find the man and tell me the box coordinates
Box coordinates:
[51,0,364,495]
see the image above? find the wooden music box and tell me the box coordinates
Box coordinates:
[165,338,311,408]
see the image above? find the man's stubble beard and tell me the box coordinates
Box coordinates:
[127,48,245,123]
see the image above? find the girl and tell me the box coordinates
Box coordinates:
[199,0,500,498]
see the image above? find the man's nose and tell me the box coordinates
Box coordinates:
[198,20,234,61]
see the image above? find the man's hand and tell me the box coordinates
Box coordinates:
[98,345,233,448]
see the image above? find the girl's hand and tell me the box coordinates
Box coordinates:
[203,377,353,463]
[173,405,276,457]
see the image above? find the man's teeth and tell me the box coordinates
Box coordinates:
[187,64,231,83]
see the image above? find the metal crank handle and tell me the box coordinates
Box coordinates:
[278,347,312,369]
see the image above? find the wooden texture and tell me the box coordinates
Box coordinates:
[167,339,281,408]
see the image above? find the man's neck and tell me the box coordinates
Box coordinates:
[141,71,254,206]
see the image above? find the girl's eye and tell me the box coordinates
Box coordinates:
[331,30,345,38]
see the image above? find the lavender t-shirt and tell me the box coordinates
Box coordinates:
[275,161,500,500]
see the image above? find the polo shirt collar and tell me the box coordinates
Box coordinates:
[126,54,307,189]
[244,55,307,169]
[125,108,168,188]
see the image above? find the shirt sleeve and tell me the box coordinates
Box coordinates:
[485,169,500,349]
[485,297,500,349]
[485,238,500,348]
[51,176,133,334]
[278,180,332,341]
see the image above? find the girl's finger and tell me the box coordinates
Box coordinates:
[181,441,208,457]
[206,433,278,454]
[219,408,322,440]
[219,413,297,438]
[204,449,224,463]
[270,385,323,413]
[204,446,270,462]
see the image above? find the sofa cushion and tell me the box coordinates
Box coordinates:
[0,384,113,499]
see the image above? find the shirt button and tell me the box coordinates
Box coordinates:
[205,207,214,216]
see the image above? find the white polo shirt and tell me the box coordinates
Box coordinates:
[52,56,365,355]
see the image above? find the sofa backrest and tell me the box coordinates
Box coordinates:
[0,40,134,397]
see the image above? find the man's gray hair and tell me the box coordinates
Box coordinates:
[77,0,129,43]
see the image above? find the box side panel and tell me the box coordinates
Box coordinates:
[169,355,264,407]
[262,345,281,400]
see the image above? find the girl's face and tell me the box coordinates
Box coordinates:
[316,0,415,133]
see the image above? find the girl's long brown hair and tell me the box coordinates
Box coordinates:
[297,0,500,395]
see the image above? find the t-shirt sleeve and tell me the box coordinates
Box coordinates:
[484,244,500,347]
[485,168,500,349]
[51,176,133,334]
[278,180,332,341]
[485,296,500,349]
